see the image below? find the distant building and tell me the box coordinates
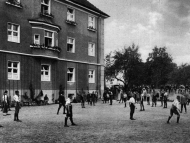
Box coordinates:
[0,0,109,102]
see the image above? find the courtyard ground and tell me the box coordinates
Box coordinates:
[0,99,190,143]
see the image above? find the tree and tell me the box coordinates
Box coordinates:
[169,64,190,86]
[105,44,143,90]
[146,46,175,87]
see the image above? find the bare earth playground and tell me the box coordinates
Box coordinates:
[0,98,190,143]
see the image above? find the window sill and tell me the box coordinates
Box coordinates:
[88,54,95,57]
[87,27,96,32]
[8,40,20,43]
[30,44,61,52]
[8,79,20,81]
[89,82,95,84]
[66,20,77,26]
[40,12,54,18]
[5,1,23,9]
[67,51,75,53]
[41,80,51,82]
[67,81,75,83]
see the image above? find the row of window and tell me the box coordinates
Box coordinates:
[41,0,96,29]
[8,0,96,30]
[8,61,96,83]
[7,23,96,56]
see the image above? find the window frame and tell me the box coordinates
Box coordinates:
[88,42,95,56]
[7,22,20,43]
[67,67,75,82]
[67,37,75,53]
[89,70,95,83]
[88,15,95,29]
[44,30,54,47]
[7,61,20,80]
[34,34,40,45]
[41,64,51,81]
[67,7,75,22]
[15,0,20,3]
[41,0,51,14]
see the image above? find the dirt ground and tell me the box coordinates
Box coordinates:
[0,100,190,143]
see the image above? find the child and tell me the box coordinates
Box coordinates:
[129,94,136,120]
[123,92,127,108]
[14,91,21,122]
[167,96,180,124]
[2,91,8,116]
[140,93,145,111]
[64,94,77,127]
[57,91,66,114]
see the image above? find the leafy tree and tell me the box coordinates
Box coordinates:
[105,44,143,90]
[146,46,175,87]
[169,64,190,86]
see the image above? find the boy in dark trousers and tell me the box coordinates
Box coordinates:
[167,96,180,124]
[80,91,85,108]
[2,91,8,116]
[57,91,66,114]
[64,94,77,127]
[129,94,136,120]
[14,91,21,122]
[140,93,145,111]
[163,90,168,108]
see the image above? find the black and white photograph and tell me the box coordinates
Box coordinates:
[1,0,190,142]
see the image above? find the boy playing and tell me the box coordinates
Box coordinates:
[129,94,136,120]
[64,94,77,127]
[167,95,180,124]
[14,91,21,122]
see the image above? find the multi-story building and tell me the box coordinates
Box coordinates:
[0,0,109,102]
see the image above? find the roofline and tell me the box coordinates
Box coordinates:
[56,0,109,18]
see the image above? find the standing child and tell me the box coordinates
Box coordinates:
[140,93,145,111]
[146,90,150,105]
[167,96,180,124]
[14,91,21,122]
[129,94,136,120]
[57,91,66,115]
[64,94,77,127]
[2,91,8,116]
[123,92,127,108]
[163,90,168,108]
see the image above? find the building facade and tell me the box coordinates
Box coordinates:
[0,0,109,102]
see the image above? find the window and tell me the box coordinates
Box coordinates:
[67,68,75,82]
[8,61,20,80]
[67,38,75,53]
[41,65,50,81]
[89,70,95,83]
[45,30,54,47]
[41,0,50,14]
[16,0,20,3]
[34,34,40,44]
[88,16,95,29]
[7,23,20,43]
[88,43,95,56]
[67,8,75,21]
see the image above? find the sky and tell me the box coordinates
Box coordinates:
[88,0,190,66]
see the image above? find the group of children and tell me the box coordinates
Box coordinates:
[116,87,186,123]
[1,87,186,128]
[1,90,21,122]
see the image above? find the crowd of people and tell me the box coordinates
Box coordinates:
[1,85,189,127]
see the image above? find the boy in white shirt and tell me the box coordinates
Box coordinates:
[13,91,21,122]
[129,94,136,120]
[167,96,180,124]
[64,94,77,127]
[2,91,8,116]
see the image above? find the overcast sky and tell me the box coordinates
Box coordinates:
[88,0,190,66]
